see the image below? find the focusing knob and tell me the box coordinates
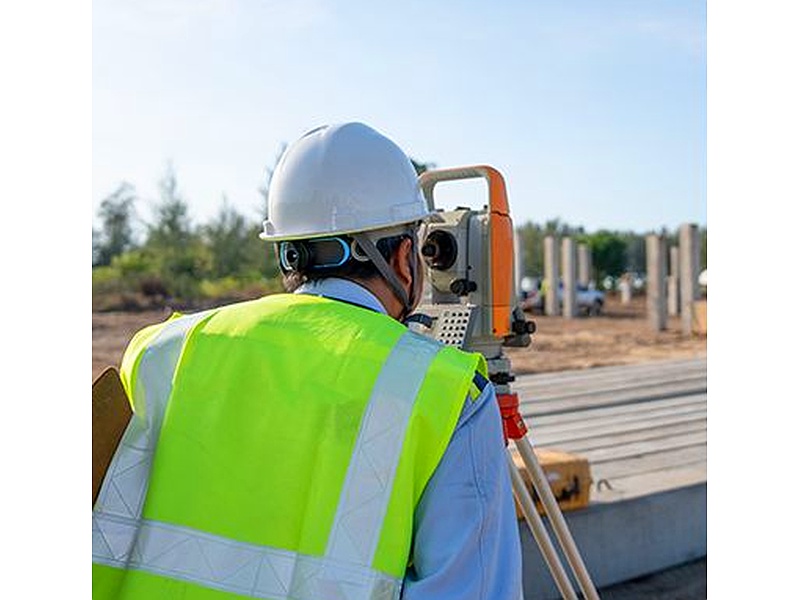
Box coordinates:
[512,319,536,335]
[450,279,478,296]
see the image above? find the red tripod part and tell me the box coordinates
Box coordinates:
[498,392,528,444]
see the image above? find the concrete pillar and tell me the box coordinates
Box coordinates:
[619,274,632,305]
[562,237,578,319]
[646,234,668,331]
[544,236,560,316]
[668,245,680,317]
[679,223,700,335]
[578,243,592,288]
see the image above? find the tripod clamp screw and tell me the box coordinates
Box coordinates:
[490,372,516,385]
[498,392,528,444]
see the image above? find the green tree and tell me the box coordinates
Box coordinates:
[586,230,627,283]
[516,221,544,278]
[93,182,137,267]
[203,197,254,279]
[242,223,281,282]
[143,163,210,300]
[147,164,193,248]
[253,143,292,286]
[620,231,646,273]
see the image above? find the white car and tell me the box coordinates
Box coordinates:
[521,284,605,316]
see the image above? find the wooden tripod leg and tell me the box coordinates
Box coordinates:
[507,452,578,600]
[515,437,600,600]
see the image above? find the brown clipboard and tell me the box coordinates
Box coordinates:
[92,366,132,506]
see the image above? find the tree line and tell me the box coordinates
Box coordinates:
[92,164,282,311]
[92,163,707,311]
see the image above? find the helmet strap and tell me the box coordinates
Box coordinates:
[351,232,415,321]
[407,232,420,311]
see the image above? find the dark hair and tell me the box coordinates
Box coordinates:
[280,233,411,292]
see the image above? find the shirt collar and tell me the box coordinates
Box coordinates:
[295,278,388,315]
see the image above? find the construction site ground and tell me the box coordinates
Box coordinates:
[91,292,708,598]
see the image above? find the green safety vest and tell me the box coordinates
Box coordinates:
[92,293,487,600]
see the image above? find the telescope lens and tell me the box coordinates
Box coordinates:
[421,230,458,270]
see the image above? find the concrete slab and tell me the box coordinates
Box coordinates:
[513,359,707,598]
[520,483,707,600]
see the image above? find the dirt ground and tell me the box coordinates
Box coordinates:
[506,294,707,375]
[92,293,706,382]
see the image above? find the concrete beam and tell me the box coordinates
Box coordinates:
[520,484,707,600]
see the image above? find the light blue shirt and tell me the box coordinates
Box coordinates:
[297,278,523,600]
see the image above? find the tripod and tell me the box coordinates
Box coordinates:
[491,357,600,600]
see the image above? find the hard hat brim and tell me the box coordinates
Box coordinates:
[259,207,435,242]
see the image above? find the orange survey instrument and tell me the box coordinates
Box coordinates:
[419,165,516,340]
[411,165,599,600]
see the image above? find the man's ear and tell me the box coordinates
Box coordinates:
[389,237,414,288]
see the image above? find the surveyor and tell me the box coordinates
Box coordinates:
[92,122,523,599]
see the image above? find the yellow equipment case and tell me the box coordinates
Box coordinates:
[510,447,592,518]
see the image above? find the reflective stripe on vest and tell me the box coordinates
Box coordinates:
[93,312,441,600]
[93,514,399,600]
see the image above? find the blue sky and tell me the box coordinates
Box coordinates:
[93,0,706,234]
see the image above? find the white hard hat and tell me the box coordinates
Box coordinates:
[260,122,432,242]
